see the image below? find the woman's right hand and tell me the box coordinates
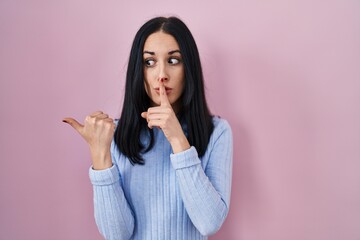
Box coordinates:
[63,111,115,170]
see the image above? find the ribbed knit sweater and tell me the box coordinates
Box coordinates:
[89,117,233,240]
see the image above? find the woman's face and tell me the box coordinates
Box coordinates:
[143,31,185,112]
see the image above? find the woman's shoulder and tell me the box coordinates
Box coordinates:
[210,115,232,141]
[211,115,231,132]
[201,116,232,162]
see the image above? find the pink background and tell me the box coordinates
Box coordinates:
[1,0,359,239]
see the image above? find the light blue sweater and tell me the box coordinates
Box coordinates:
[89,117,233,240]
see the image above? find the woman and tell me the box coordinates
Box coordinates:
[63,16,233,240]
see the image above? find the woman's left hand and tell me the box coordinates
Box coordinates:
[141,82,190,154]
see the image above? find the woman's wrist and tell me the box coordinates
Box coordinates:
[170,135,191,154]
[89,147,113,170]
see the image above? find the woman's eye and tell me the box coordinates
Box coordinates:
[144,59,156,67]
[168,58,180,65]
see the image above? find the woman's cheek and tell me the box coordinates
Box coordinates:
[144,83,149,96]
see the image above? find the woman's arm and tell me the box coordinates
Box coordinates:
[89,163,134,240]
[140,83,233,235]
[170,119,233,236]
[63,113,134,240]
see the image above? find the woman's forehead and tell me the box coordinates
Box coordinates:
[143,31,180,54]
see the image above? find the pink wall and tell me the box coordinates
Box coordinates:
[1,0,359,239]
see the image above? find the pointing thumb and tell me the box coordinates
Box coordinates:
[62,117,84,134]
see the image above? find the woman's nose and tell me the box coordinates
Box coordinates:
[159,77,168,82]
[158,63,169,82]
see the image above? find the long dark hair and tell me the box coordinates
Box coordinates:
[115,16,214,165]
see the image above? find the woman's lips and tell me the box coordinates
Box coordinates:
[155,87,172,94]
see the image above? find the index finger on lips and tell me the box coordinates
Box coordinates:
[159,81,170,106]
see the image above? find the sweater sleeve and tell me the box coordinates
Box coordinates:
[89,163,134,240]
[170,119,233,236]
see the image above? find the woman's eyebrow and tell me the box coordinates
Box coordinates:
[168,50,181,55]
[143,51,155,55]
[143,50,181,55]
